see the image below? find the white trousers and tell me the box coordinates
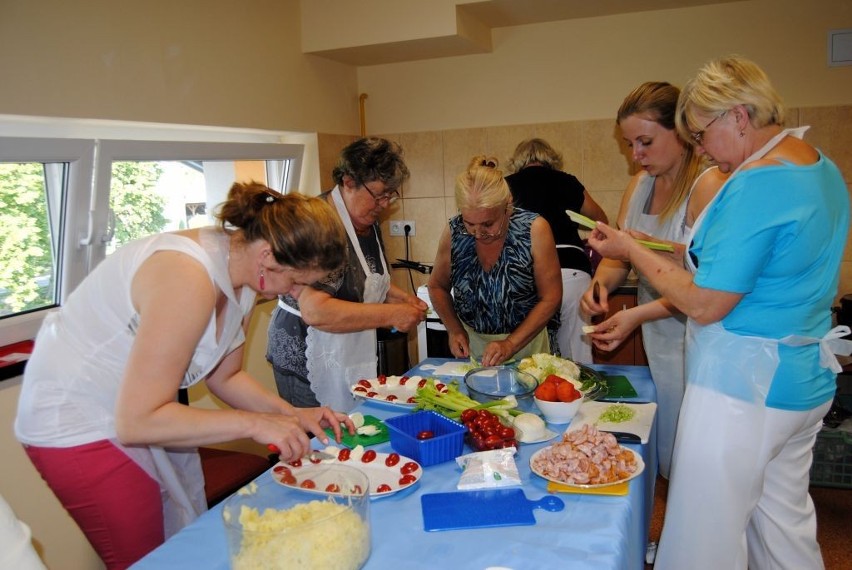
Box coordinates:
[556,268,593,364]
[655,384,830,570]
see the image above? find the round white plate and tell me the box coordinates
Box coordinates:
[272,450,422,498]
[529,445,644,489]
[350,375,449,408]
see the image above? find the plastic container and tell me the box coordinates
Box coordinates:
[385,410,466,466]
[222,465,371,569]
[809,428,852,489]
[464,366,538,412]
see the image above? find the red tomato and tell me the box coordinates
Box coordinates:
[557,382,581,403]
[376,483,392,493]
[398,376,409,385]
[299,479,316,489]
[500,426,516,439]
[338,448,351,461]
[307,453,323,464]
[361,449,377,463]
[484,434,504,450]
[460,409,478,423]
[535,382,558,402]
[325,483,340,493]
[544,374,565,385]
[357,379,372,388]
[401,461,419,474]
[279,472,297,485]
[377,374,387,385]
[386,394,398,402]
[272,465,291,474]
[366,391,378,398]
[352,484,363,495]
[385,453,400,467]
[416,430,435,440]
[399,474,417,486]
[417,378,428,389]
[353,386,368,394]
[287,459,302,468]
[406,397,417,404]
[435,383,446,392]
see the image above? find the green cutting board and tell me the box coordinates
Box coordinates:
[324,415,389,448]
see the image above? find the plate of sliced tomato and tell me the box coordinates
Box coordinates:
[271,447,422,498]
[350,374,449,408]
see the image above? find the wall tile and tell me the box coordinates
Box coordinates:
[484,124,536,168]
[441,128,487,197]
[800,106,852,183]
[398,131,444,198]
[316,133,356,190]
[581,119,634,193]
[534,121,584,179]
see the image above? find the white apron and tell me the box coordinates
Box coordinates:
[296,187,391,412]
[122,230,253,538]
[656,127,852,570]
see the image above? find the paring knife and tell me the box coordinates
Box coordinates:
[267,445,336,462]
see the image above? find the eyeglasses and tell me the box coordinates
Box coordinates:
[690,111,727,145]
[460,209,509,241]
[361,180,400,205]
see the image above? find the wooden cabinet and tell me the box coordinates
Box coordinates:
[592,289,648,366]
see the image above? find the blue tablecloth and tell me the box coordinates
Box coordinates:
[132,360,657,570]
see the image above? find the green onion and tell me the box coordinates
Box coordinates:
[598,404,636,424]
[565,210,597,230]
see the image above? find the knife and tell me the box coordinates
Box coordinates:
[606,431,642,443]
[267,445,336,462]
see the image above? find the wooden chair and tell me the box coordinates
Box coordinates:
[178,389,274,507]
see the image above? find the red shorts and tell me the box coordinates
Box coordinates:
[24,440,164,569]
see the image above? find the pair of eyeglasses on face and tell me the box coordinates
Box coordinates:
[690,111,727,145]
[460,210,508,240]
[360,180,400,205]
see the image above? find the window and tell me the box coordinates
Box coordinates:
[0,131,305,347]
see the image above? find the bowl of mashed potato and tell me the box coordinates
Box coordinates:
[222,464,371,570]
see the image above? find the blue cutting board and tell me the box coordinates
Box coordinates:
[421,488,564,531]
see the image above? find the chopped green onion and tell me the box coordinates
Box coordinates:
[598,404,636,424]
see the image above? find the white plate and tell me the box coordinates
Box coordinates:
[271,450,422,498]
[350,375,449,408]
[529,445,644,489]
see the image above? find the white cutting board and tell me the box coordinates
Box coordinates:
[566,402,657,443]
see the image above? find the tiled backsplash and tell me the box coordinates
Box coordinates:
[318,103,852,309]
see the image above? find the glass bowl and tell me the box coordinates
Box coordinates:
[223,464,371,570]
[464,366,538,412]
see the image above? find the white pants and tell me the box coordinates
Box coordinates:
[655,384,830,570]
[556,268,593,363]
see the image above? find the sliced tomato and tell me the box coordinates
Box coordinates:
[287,459,302,468]
[279,472,297,485]
[353,386,368,394]
[406,396,417,404]
[386,394,398,401]
[357,379,372,388]
[325,483,340,493]
[299,479,316,489]
[376,483,392,493]
[385,452,401,467]
[399,474,417,485]
[272,465,291,474]
[417,378,428,389]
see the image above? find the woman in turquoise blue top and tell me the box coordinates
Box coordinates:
[589,56,850,570]
[428,156,562,367]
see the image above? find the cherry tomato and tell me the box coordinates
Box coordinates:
[280,473,297,485]
[352,484,363,495]
[460,409,478,423]
[398,376,409,385]
[500,426,516,439]
[376,483,392,493]
[366,391,378,398]
[417,379,428,389]
[484,435,504,450]
[361,449,377,463]
[377,374,387,385]
[272,465,291,475]
[338,448,351,461]
[325,483,340,493]
[353,386,368,394]
[399,474,417,485]
[300,479,316,489]
[307,453,323,464]
[435,383,446,392]
[386,394,398,402]
[385,453,401,467]
[416,430,435,440]
[287,459,302,468]
[401,461,419,474]
[357,379,372,388]
[406,397,417,404]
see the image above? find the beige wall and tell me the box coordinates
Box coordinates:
[0,0,360,134]
[357,0,852,134]
[2,1,851,568]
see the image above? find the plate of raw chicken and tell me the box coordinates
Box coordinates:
[529,425,644,488]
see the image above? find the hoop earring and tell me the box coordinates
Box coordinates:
[739,131,745,138]
[259,269,265,291]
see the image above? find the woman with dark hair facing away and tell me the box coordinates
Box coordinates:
[267,137,428,411]
[15,182,354,569]
[506,137,608,363]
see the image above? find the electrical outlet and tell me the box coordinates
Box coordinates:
[389,220,416,236]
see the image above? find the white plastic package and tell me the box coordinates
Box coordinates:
[456,448,521,489]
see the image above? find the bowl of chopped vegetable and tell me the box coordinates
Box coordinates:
[464,366,538,412]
